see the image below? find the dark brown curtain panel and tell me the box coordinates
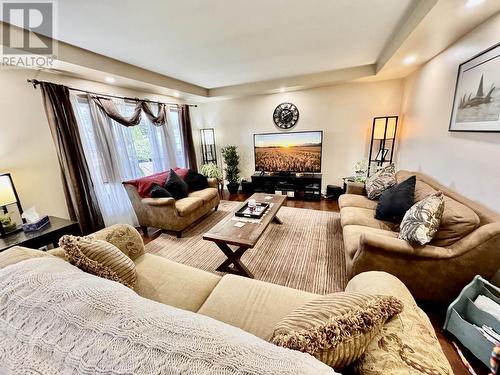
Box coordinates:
[40,82,105,234]
[178,105,197,171]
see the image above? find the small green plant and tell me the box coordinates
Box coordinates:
[200,163,223,180]
[0,212,17,232]
[353,159,368,182]
[354,159,384,181]
[221,145,240,184]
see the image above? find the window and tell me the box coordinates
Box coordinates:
[168,107,186,168]
[73,96,185,179]
[71,94,187,227]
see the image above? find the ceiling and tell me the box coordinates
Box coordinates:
[2,0,500,99]
[11,0,412,88]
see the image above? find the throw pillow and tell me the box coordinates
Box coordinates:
[184,169,209,192]
[399,192,445,245]
[59,235,137,289]
[149,183,172,198]
[173,167,190,180]
[123,171,169,198]
[375,176,416,223]
[396,173,480,246]
[365,164,397,200]
[270,292,403,370]
[164,168,189,200]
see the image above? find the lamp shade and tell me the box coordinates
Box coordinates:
[373,117,397,140]
[0,175,17,206]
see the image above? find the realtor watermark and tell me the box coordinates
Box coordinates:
[1,1,57,68]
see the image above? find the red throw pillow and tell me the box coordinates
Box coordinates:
[123,171,169,197]
[174,167,189,180]
[123,168,189,198]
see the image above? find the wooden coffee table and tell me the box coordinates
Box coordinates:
[203,193,286,278]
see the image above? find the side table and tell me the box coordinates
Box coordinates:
[342,176,356,192]
[0,216,80,252]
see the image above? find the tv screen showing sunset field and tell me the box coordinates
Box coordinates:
[254,131,322,173]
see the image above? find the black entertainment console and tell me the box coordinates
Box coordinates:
[250,173,322,201]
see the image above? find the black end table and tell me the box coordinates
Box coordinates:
[0,216,80,252]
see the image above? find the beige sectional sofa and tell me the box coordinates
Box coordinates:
[123,178,220,237]
[0,224,452,374]
[340,170,500,303]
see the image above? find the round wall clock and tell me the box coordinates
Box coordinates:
[273,102,299,129]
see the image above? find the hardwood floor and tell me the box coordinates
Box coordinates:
[140,191,488,375]
[425,307,488,375]
[221,191,340,211]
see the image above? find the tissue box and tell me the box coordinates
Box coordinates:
[22,215,50,232]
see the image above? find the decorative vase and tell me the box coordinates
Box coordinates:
[227,182,239,195]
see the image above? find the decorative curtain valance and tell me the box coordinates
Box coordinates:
[91,96,168,127]
[142,102,167,125]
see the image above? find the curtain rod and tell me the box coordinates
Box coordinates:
[27,79,198,108]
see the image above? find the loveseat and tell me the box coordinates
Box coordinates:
[123,177,220,237]
[340,170,500,303]
[0,224,452,374]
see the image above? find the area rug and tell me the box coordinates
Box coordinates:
[145,200,346,294]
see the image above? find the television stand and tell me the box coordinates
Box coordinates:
[276,171,293,176]
[251,173,322,201]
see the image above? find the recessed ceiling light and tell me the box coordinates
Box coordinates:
[279,87,286,93]
[105,76,116,83]
[173,91,180,97]
[403,55,417,65]
[465,0,485,8]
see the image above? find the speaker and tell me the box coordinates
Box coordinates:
[326,185,343,201]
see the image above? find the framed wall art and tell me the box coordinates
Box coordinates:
[449,42,500,132]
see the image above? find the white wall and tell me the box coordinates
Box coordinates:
[0,69,181,219]
[398,13,500,213]
[191,79,404,188]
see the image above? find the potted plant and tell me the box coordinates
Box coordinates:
[353,159,369,182]
[0,212,17,234]
[200,162,223,180]
[221,145,240,194]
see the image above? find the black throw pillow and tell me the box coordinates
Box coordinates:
[149,183,172,198]
[375,176,416,223]
[164,169,189,200]
[184,169,209,192]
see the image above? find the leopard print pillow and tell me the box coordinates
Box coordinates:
[365,164,397,200]
[399,192,445,245]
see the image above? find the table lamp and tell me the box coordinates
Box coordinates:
[0,173,23,236]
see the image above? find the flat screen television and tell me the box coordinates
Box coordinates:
[254,131,323,173]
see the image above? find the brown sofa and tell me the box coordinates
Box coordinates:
[340,170,500,303]
[123,178,220,237]
[0,224,452,374]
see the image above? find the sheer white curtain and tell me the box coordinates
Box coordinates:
[71,94,180,227]
[167,109,186,168]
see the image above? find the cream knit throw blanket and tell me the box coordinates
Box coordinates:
[0,258,335,375]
